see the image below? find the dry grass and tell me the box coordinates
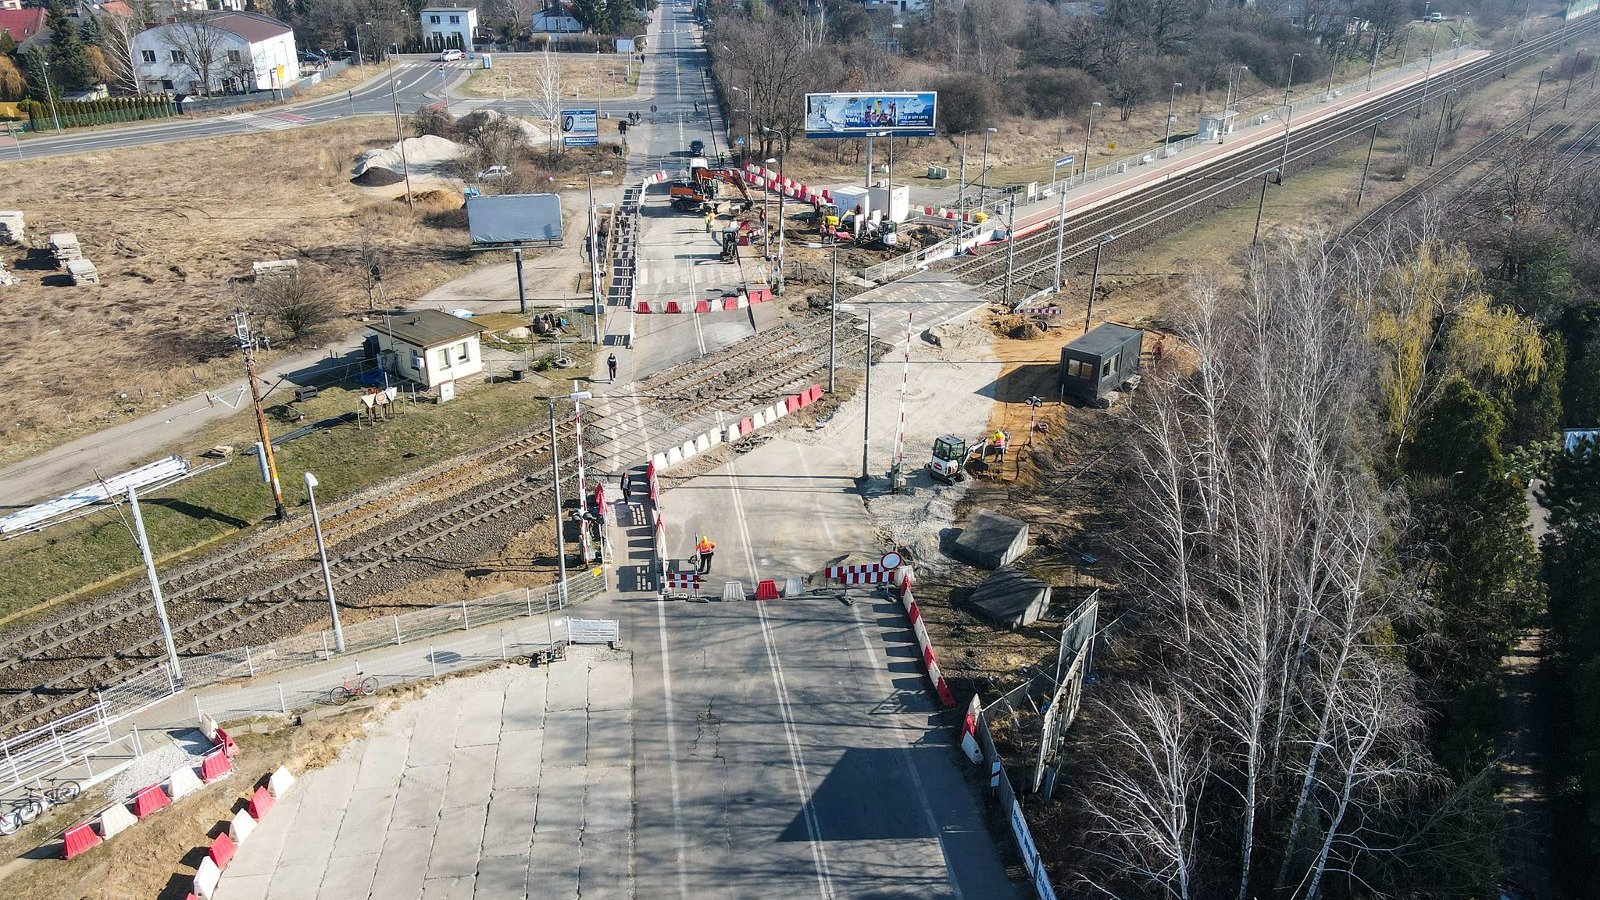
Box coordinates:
[0,118,496,466]
[461,53,636,100]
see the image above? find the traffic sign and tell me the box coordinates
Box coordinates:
[1054,155,1075,168]
[735,137,745,145]
[881,551,903,569]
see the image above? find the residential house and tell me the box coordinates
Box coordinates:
[0,8,49,50]
[532,1,583,33]
[0,1,24,12]
[370,309,487,389]
[133,12,299,94]
[419,5,476,50]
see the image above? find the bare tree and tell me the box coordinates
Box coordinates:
[161,14,231,95]
[97,11,143,95]
[528,47,563,158]
[252,272,333,339]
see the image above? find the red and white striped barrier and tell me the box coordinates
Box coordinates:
[895,565,955,707]
[633,286,773,315]
[664,572,702,591]
[649,384,821,474]
[825,563,891,584]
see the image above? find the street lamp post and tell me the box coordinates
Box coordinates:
[1164,82,1182,148]
[1277,102,1294,175]
[548,391,592,607]
[1081,102,1101,184]
[731,86,753,154]
[1565,50,1586,109]
[979,126,998,209]
[1367,33,1382,91]
[1528,66,1552,135]
[126,484,182,685]
[1222,66,1246,141]
[1084,234,1115,333]
[39,60,61,132]
[828,241,838,392]
[1356,116,1387,207]
[303,472,346,654]
[354,21,369,67]
[1284,52,1301,105]
[956,132,968,239]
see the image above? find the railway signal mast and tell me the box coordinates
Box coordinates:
[232,310,288,520]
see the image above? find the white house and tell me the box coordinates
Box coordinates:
[420,5,477,50]
[133,12,298,95]
[371,309,486,390]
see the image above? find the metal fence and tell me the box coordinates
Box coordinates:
[966,696,1058,900]
[98,571,605,722]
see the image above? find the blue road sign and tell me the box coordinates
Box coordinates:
[1054,155,1076,169]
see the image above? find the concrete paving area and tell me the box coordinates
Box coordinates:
[219,648,635,900]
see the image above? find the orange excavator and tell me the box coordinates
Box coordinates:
[669,163,753,212]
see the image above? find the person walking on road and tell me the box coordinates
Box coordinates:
[695,534,716,574]
[704,211,715,234]
[620,472,633,504]
[607,353,618,382]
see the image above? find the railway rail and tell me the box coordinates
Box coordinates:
[945,19,1600,300]
[0,313,868,736]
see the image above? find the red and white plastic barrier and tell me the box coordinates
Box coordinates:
[894,565,955,707]
[632,285,773,315]
[650,384,820,473]
[191,765,297,899]
[664,572,702,591]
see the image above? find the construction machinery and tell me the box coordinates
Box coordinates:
[928,434,971,483]
[669,162,754,212]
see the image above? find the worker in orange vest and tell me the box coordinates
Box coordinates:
[990,430,1008,460]
[695,535,716,574]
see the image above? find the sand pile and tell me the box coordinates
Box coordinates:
[352,135,472,183]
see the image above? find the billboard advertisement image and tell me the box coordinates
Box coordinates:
[561,108,598,147]
[804,92,938,138]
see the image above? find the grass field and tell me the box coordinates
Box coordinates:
[461,53,636,100]
[0,119,503,468]
[0,362,592,624]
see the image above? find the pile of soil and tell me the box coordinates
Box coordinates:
[1009,321,1043,340]
[352,166,406,187]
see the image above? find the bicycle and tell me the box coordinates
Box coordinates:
[0,781,79,835]
[327,673,379,705]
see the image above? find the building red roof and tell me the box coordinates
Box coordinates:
[98,0,135,17]
[0,8,47,45]
[207,11,291,43]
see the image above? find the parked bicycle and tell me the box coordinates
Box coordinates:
[0,781,80,835]
[327,673,379,705]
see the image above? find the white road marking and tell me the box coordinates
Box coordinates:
[847,599,967,900]
[655,601,690,899]
[723,451,834,898]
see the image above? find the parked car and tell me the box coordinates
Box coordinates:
[1426,11,1444,20]
[299,51,329,66]
[476,165,510,180]
[440,48,464,61]
[689,139,704,154]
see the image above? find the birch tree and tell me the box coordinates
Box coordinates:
[529,47,562,159]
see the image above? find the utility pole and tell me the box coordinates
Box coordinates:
[1277,104,1294,175]
[1367,33,1381,91]
[587,172,600,345]
[979,127,997,209]
[956,133,968,240]
[1164,82,1182,149]
[1356,117,1386,207]
[1051,156,1071,292]
[303,472,345,654]
[387,56,413,209]
[1284,52,1300,105]
[828,241,838,392]
[515,247,527,313]
[861,308,872,481]
[1002,192,1018,305]
[1565,50,1585,109]
[550,399,568,606]
[1528,66,1551,136]
[1085,235,1112,333]
[127,484,182,685]
[233,310,287,520]
[1429,89,1455,165]
[1250,170,1277,266]
[1080,103,1100,183]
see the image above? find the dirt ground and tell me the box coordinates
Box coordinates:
[462,53,636,100]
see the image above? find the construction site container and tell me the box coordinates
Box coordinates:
[1060,323,1143,404]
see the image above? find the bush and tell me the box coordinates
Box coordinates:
[935,75,1000,135]
[251,272,333,340]
[1007,67,1098,118]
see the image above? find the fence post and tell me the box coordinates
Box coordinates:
[429,646,437,677]
[132,725,143,757]
[500,631,507,660]
[194,695,203,722]
[462,601,470,631]
[526,588,533,618]
[322,631,330,658]
[245,645,255,677]
[394,615,402,645]
[4,743,19,787]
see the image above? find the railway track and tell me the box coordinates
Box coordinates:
[0,311,874,736]
[943,20,1599,299]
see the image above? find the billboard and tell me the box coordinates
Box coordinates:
[561,108,598,147]
[804,92,938,138]
[466,194,564,247]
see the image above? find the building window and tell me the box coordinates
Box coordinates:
[449,14,460,22]
[141,49,156,63]
[1066,359,1091,380]
[438,348,452,369]
[1102,356,1117,378]
[429,14,440,22]
[409,350,423,371]
[456,341,470,362]
[160,79,174,90]
[170,49,185,62]
[228,49,241,62]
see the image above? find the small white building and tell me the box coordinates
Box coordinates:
[133,12,298,95]
[420,5,477,50]
[371,309,487,390]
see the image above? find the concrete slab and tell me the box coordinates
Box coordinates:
[474,853,527,900]
[541,708,588,762]
[391,763,449,830]
[545,658,589,711]
[492,730,544,789]
[266,863,329,900]
[526,828,582,899]
[535,765,585,831]
[586,659,633,711]
[453,687,507,748]
[586,708,631,765]
[578,827,632,899]
[291,761,357,832]
[421,875,476,900]
[353,732,413,792]
[334,787,400,858]
[371,827,434,899]
[481,787,538,859]
[219,872,272,900]
[276,826,338,880]
[408,695,460,762]
[583,765,633,832]
[500,669,547,731]
[225,798,294,877]
[427,804,488,879]
[315,851,379,900]
[443,744,497,809]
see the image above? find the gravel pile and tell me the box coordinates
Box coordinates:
[102,740,201,800]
